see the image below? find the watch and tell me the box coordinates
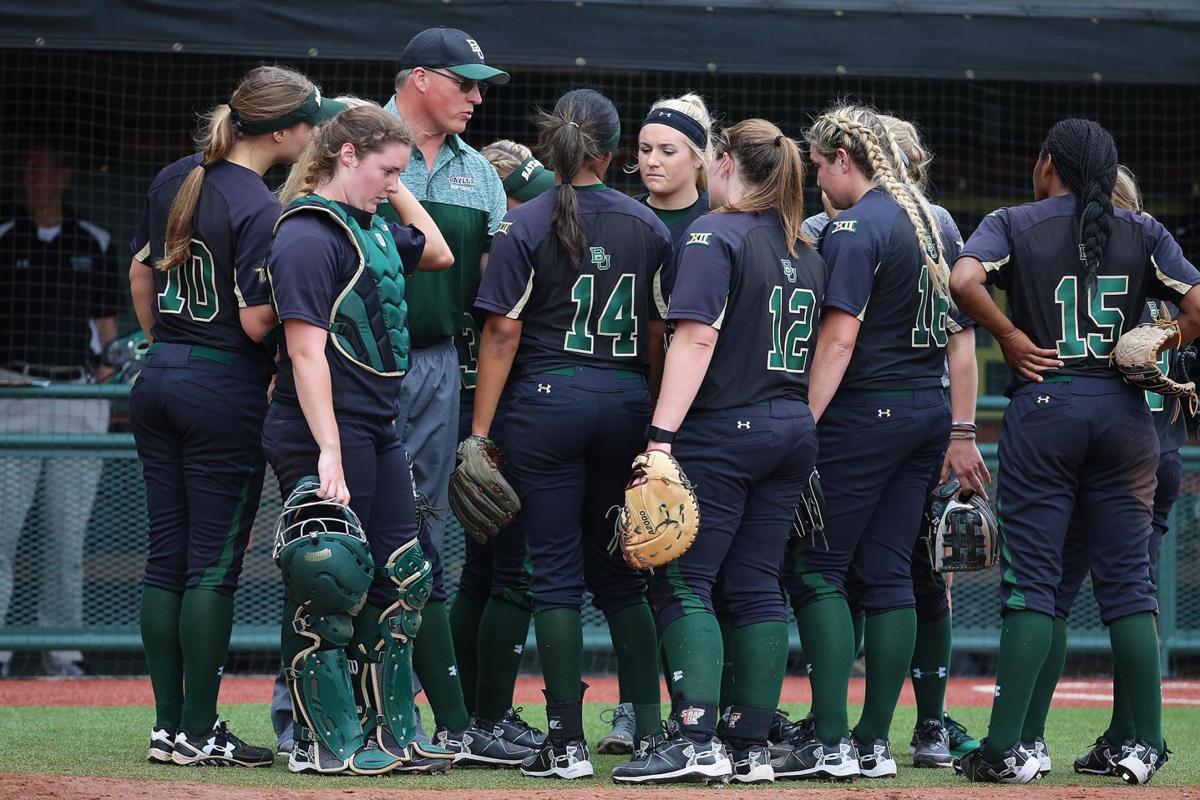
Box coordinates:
[645,424,676,444]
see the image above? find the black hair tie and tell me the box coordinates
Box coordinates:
[774,134,785,147]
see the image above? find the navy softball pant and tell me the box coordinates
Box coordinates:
[131,343,269,597]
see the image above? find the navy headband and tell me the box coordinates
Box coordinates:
[642,108,708,150]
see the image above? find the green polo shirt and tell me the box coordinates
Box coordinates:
[382,96,507,347]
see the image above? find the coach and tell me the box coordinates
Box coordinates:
[383,27,510,738]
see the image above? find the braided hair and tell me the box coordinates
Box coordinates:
[1041,119,1118,291]
[807,104,949,301]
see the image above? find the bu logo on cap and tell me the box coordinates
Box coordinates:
[466,38,485,60]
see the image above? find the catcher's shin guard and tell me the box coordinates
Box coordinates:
[353,539,453,768]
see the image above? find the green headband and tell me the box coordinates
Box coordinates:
[233,88,348,135]
[501,157,556,202]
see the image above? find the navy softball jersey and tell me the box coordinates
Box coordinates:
[131,153,277,362]
[820,189,966,389]
[669,209,827,408]
[475,184,673,375]
[964,193,1199,392]
[636,190,709,253]
[268,204,425,419]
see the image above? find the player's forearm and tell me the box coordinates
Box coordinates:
[129,259,156,342]
[950,257,1016,340]
[472,315,521,438]
[285,322,341,454]
[1172,285,1200,347]
[650,320,716,434]
[946,328,979,423]
[806,309,861,423]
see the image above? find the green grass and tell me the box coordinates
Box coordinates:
[0,703,1196,789]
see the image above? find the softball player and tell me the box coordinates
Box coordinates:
[951,119,1200,785]
[448,139,552,749]
[595,92,715,756]
[612,119,825,786]
[128,65,341,767]
[1014,167,1191,780]
[263,105,462,774]
[633,93,713,251]
[782,103,967,780]
[471,88,671,780]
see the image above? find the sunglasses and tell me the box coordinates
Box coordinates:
[427,69,490,97]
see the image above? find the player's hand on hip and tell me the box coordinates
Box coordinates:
[997,328,1062,382]
[941,439,991,500]
[317,448,351,506]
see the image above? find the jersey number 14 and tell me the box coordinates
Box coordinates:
[565,274,637,357]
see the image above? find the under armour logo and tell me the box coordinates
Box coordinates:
[538,383,551,394]
[1037,395,1050,404]
[671,670,683,683]
[737,420,750,429]
[448,665,458,676]
[994,685,1002,697]
[877,408,891,418]
[513,644,524,654]
[549,719,562,729]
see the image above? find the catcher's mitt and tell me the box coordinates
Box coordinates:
[1111,320,1197,413]
[617,450,700,570]
[923,479,998,573]
[448,435,521,544]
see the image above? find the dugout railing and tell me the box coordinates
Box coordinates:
[1,384,1196,675]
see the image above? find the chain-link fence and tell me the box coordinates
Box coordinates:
[0,47,1197,675]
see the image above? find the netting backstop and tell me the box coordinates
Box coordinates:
[1,47,1198,675]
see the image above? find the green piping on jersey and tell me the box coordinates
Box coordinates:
[277,196,410,375]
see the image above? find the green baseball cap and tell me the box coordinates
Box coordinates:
[502,156,556,201]
[236,87,348,135]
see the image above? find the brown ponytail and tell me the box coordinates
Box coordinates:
[712,119,808,255]
[534,89,622,266]
[158,65,314,270]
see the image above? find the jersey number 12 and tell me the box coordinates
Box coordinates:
[767,285,817,373]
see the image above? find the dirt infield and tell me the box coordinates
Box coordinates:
[4,675,1199,709]
[3,773,1198,800]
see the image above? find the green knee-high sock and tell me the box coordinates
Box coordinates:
[178,588,234,737]
[474,596,532,723]
[852,611,866,659]
[412,600,471,731]
[661,613,723,706]
[607,603,663,738]
[1105,661,1136,742]
[910,613,953,723]
[984,611,1053,760]
[1021,617,1067,741]
[658,644,672,702]
[1109,613,1163,751]
[140,586,184,730]
[448,591,485,715]
[795,598,855,744]
[719,616,735,710]
[854,608,917,742]
[730,621,789,710]
[534,607,583,702]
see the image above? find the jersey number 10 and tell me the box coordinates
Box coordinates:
[158,240,219,322]
[565,274,637,357]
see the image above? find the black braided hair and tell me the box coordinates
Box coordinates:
[1041,119,1118,291]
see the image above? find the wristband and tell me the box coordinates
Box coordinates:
[645,425,676,444]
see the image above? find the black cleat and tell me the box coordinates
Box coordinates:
[771,732,860,781]
[171,719,273,767]
[954,740,1039,784]
[147,726,175,764]
[435,720,534,767]
[490,707,546,750]
[911,718,952,768]
[1023,736,1051,778]
[1112,739,1169,785]
[611,726,731,785]
[729,742,774,783]
[853,735,897,778]
[1073,734,1124,776]
[520,736,594,779]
